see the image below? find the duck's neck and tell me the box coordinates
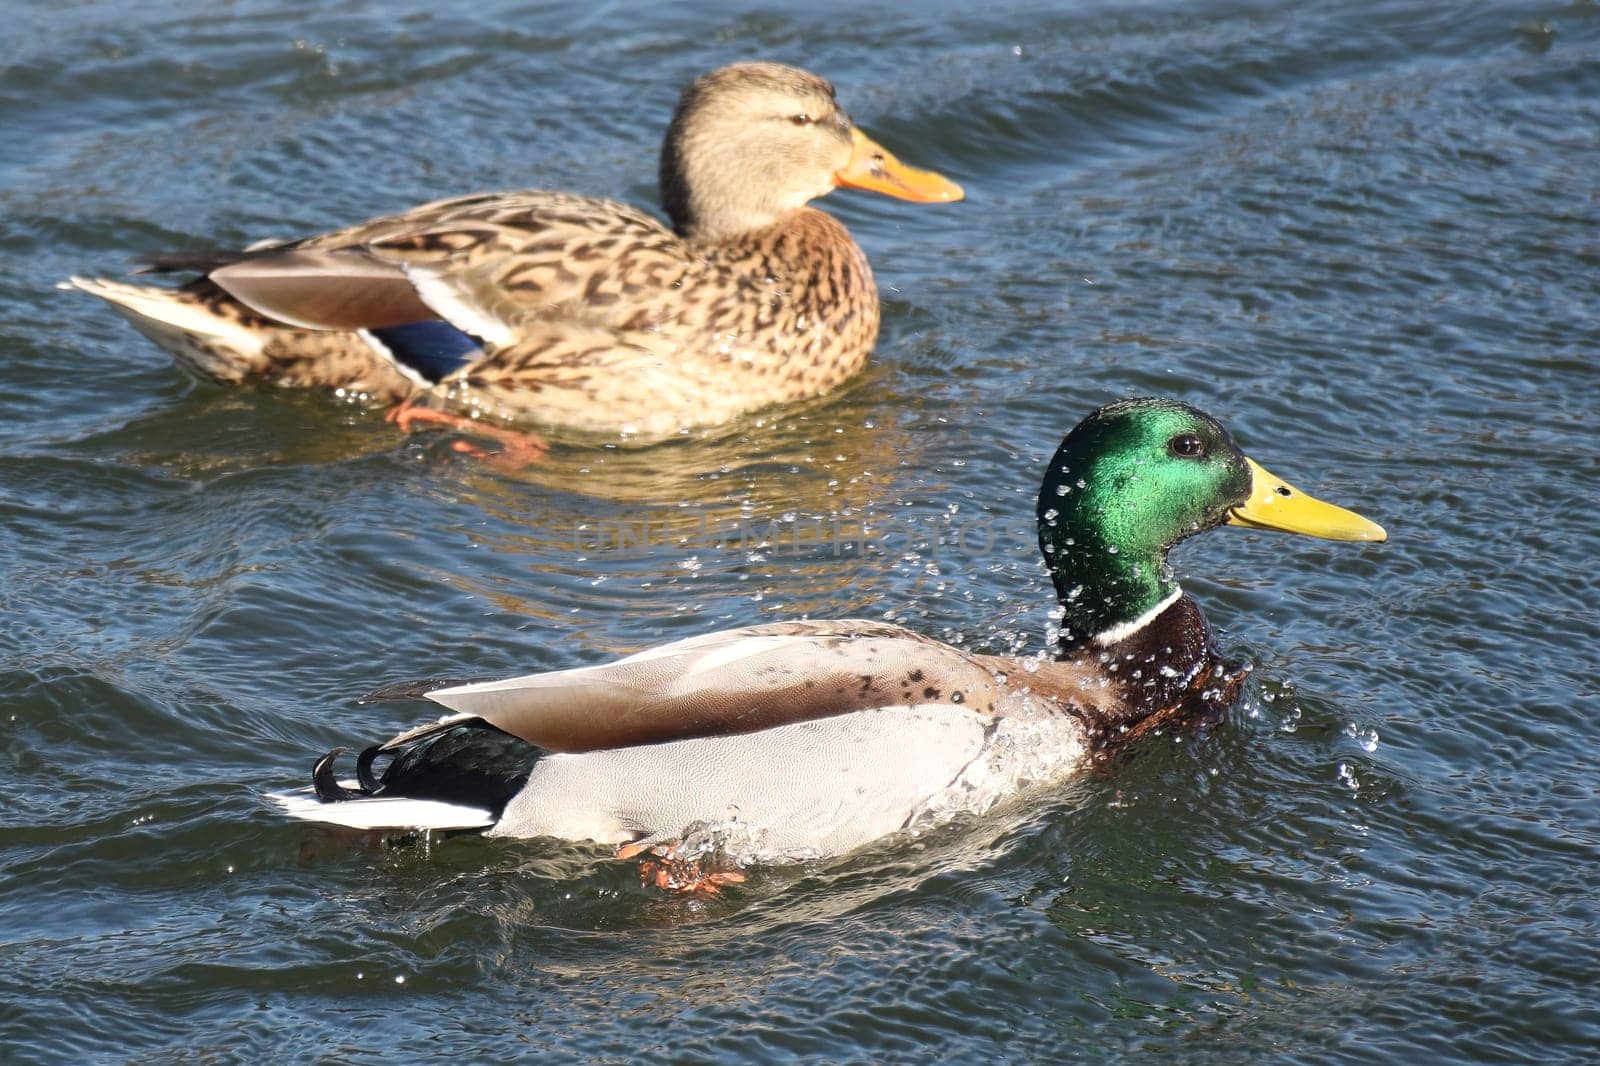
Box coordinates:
[1063,591,1241,744]
[680,205,853,254]
[1041,531,1178,652]
[674,208,782,243]
[1040,537,1237,724]
[1087,591,1217,704]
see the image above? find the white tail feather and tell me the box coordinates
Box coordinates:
[65,276,265,380]
[266,785,495,831]
[66,277,260,346]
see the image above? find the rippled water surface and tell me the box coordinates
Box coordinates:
[3,0,1599,1060]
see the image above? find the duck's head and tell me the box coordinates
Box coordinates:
[1037,398,1386,648]
[659,62,963,240]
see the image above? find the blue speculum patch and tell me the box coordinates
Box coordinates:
[371,320,482,382]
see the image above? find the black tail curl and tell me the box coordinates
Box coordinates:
[310,720,541,820]
[312,747,362,801]
[309,744,389,801]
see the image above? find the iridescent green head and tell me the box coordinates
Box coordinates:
[1037,398,1386,647]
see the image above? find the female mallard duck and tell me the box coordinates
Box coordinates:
[66,62,962,449]
[271,399,1386,886]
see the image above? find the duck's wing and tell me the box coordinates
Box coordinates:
[144,192,685,342]
[393,620,1008,754]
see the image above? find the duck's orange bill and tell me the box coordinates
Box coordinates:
[1226,458,1387,542]
[835,127,964,203]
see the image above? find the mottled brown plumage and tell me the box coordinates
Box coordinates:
[67,62,963,439]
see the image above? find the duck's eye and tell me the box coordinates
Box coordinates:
[789,113,814,126]
[1168,433,1206,459]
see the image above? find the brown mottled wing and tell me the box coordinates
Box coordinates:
[384,200,692,337]
[202,191,688,335]
[414,620,1006,754]
[294,191,667,262]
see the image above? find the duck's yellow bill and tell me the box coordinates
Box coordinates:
[1227,458,1387,542]
[835,128,964,203]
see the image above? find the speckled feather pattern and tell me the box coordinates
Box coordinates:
[293,612,1217,854]
[68,62,940,437]
[419,618,1120,757]
[149,190,878,437]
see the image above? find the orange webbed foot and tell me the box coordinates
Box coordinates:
[616,841,747,895]
[386,402,549,466]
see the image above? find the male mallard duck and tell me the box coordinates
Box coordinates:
[270,399,1386,886]
[66,62,962,450]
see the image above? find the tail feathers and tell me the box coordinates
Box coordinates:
[63,276,266,382]
[270,720,540,832]
[267,785,496,831]
[64,276,263,344]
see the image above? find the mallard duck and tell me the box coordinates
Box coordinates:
[65,62,962,449]
[270,399,1386,885]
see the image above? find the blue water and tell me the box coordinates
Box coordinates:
[2,0,1598,1060]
